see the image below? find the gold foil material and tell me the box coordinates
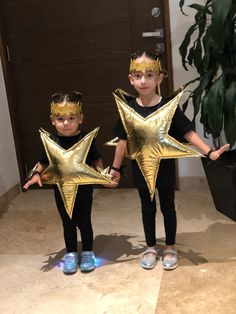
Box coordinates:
[50,101,82,116]
[39,128,112,218]
[113,89,203,200]
[104,137,119,146]
[129,59,162,74]
[115,88,135,100]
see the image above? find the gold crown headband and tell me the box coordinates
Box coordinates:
[129,59,162,74]
[50,101,83,116]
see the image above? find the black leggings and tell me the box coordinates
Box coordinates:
[54,185,94,253]
[137,185,176,246]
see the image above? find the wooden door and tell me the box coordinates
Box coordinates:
[0,0,173,188]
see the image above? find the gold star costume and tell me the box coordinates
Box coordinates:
[112,89,203,200]
[39,127,112,218]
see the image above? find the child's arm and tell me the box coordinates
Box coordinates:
[92,157,118,188]
[184,130,230,160]
[23,162,47,190]
[109,139,127,186]
[92,158,104,169]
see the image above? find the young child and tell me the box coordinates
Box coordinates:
[23,91,104,274]
[109,51,229,271]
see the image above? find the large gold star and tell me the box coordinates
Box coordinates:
[113,90,203,199]
[39,128,112,218]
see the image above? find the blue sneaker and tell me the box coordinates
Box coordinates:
[79,251,95,272]
[63,252,78,274]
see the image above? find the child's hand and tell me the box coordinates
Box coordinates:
[23,174,42,190]
[209,144,230,160]
[104,169,120,188]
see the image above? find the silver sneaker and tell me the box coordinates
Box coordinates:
[162,249,178,270]
[141,247,158,269]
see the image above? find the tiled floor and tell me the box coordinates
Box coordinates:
[0,188,235,314]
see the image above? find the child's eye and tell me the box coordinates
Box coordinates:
[132,72,142,79]
[146,72,155,79]
[69,116,76,121]
[56,117,63,122]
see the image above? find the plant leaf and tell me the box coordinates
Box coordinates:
[189,4,208,12]
[179,24,197,70]
[191,67,217,118]
[212,0,232,51]
[204,75,224,137]
[224,80,236,146]
[201,25,215,73]
[179,0,187,15]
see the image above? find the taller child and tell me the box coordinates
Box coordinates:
[109,51,229,270]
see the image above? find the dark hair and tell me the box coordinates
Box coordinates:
[130,50,160,61]
[51,91,82,103]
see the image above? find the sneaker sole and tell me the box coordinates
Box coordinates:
[163,263,178,270]
[80,266,95,273]
[63,268,78,274]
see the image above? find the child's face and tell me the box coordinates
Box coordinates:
[51,104,83,136]
[128,56,163,97]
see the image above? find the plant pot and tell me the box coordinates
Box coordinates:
[201,150,236,221]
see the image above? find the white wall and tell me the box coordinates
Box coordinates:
[169,0,210,178]
[0,58,20,196]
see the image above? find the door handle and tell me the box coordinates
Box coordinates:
[142,29,164,38]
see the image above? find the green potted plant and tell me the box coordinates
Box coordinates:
[178,0,236,221]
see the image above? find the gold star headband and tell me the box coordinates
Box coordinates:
[129,59,162,74]
[50,101,83,116]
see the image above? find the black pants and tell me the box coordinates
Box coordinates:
[54,185,94,253]
[137,185,176,246]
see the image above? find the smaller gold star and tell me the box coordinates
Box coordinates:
[40,128,112,218]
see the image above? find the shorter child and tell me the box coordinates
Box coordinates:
[23,91,104,274]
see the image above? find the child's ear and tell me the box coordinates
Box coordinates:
[50,115,55,125]
[157,73,164,85]
[128,74,134,85]
[78,113,84,124]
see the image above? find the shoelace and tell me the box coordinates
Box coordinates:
[65,255,77,263]
[81,253,94,263]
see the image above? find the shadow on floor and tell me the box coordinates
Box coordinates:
[41,233,147,272]
[171,221,235,266]
[41,220,236,272]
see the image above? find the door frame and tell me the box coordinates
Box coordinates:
[0,10,25,182]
